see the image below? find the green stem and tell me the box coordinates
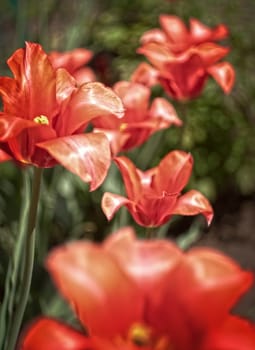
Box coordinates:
[145,227,155,239]
[0,172,30,349]
[5,167,43,350]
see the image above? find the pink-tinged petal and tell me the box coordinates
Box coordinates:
[56,68,77,103]
[184,249,253,325]
[114,156,142,200]
[190,19,229,44]
[104,227,183,291]
[46,241,143,338]
[140,28,168,45]
[137,43,173,70]
[0,115,42,141]
[208,62,235,93]
[101,192,133,221]
[189,18,215,43]
[38,133,111,190]
[49,48,93,73]
[62,82,124,135]
[130,62,159,87]
[173,189,213,225]
[194,43,230,66]
[148,247,253,348]
[0,42,58,121]
[113,81,150,121]
[93,128,129,156]
[73,67,96,84]
[202,316,255,350]
[149,98,183,127]
[160,15,189,52]
[152,151,193,194]
[20,318,91,350]
[210,23,229,41]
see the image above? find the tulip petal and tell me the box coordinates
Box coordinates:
[20,318,91,350]
[190,19,229,44]
[101,192,132,221]
[160,15,189,52]
[153,150,193,194]
[173,189,213,224]
[149,98,183,127]
[148,247,253,349]
[114,156,143,200]
[140,28,167,45]
[46,241,142,338]
[56,68,77,103]
[38,133,111,190]
[114,81,150,121]
[131,62,159,87]
[64,82,124,135]
[137,43,173,70]
[0,115,41,141]
[104,227,183,291]
[194,43,229,66]
[208,62,235,93]
[202,316,255,350]
[49,48,93,73]
[0,42,58,121]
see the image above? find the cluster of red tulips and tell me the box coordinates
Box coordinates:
[0,14,254,350]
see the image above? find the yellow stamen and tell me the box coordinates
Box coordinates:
[119,123,128,131]
[128,323,151,346]
[33,115,49,125]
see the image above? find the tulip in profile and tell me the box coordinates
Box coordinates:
[102,150,213,227]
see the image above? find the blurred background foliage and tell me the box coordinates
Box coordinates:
[0,0,254,320]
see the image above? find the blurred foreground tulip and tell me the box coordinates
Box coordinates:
[49,47,96,84]
[102,151,213,227]
[0,42,124,189]
[93,80,182,155]
[20,227,255,350]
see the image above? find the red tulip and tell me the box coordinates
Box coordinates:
[49,47,96,84]
[93,81,182,155]
[140,15,229,54]
[0,42,124,190]
[102,151,213,227]
[19,227,255,349]
[138,41,235,100]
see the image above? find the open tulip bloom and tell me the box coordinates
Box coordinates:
[0,42,124,190]
[20,227,255,350]
[102,150,213,227]
[92,80,182,155]
[138,41,235,101]
[138,15,235,100]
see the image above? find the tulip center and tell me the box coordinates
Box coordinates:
[128,323,151,346]
[33,115,49,125]
[120,123,128,131]
[127,323,172,349]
